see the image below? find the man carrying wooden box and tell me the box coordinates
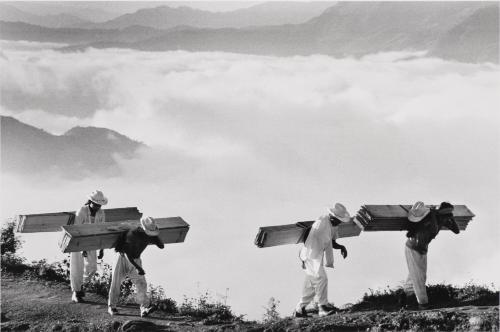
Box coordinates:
[400,201,460,310]
[70,190,108,303]
[294,203,351,318]
[107,216,164,317]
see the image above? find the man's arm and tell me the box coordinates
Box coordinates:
[405,220,418,238]
[332,240,347,258]
[151,236,164,249]
[125,252,145,275]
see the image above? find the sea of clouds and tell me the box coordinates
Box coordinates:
[1,41,499,319]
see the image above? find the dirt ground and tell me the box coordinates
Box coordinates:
[1,274,498,332]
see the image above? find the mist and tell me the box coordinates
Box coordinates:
[1,41,499,319]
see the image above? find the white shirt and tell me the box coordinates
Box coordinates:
[299,215,338,274]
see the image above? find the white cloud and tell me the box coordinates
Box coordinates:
[1,43,499,319]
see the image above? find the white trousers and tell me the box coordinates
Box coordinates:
[108,253,149,310]
[404,245,428,304]
[296,260,329,310]
[70,250,97,292]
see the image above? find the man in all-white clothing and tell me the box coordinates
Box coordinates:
[70,190,107,303]
[107,216,164,317]
[294,203,351,317]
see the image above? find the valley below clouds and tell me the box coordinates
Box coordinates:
[1,41,499,319]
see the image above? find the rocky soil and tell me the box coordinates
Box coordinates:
[1,274,498,332]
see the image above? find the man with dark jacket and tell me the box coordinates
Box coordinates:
[402,201,460,309]
[107,216,164,317]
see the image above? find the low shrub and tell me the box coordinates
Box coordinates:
[1,252,27,273]
[262,297,281,323]
[351,283,499,312]
[179,292,236,321]
[31,258,70,283]
[1,221,23,255]
[149,284,178,314]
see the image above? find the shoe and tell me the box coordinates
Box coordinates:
[293,307,309,318]
[140,306,155,318]
[318,304,336,317]
[71,292,83,303]
[108,307,118,316]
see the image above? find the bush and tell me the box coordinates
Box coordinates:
[179,292,236,321]
[1,252,27,273]
[454,282,499,306]
[149,284,178,314]
[1,221,27,273]
[262,297,281,323]
[1,221,22,255]
[351,283,499,312]
[31,258,70,283]
[83,262,114,298]
[351,285,402,311]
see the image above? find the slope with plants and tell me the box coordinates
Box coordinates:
[1,221,498,331]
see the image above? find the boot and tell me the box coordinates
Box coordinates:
[293,306,309,318]
[318,304,336,316]
[108,307,118,316]
[140,306,155,318]
[71,292,83,303]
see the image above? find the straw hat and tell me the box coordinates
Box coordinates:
[140,216,160,236]
[88,190,108,205]
[408,201,430,222]
[328,203,351,223]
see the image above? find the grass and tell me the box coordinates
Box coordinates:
[349,283,499,312]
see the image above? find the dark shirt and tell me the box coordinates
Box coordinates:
[115,227,164,258]
[405,209,440,255]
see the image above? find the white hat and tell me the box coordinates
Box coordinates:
[408,201,430,222]
[140,216,160,236]
[328,203,351,223]
[88,190,108,205]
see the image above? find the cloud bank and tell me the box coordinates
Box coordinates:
[1,42,499,319]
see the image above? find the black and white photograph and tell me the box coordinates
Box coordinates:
[1,1,499,331]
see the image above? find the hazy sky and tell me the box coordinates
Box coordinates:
[1,40,499,320]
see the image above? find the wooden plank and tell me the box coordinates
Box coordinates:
[254,221,362,248]
[357,204,474,232]
[254,224,306,248]
[59,217,189,253]
[367,205,474,219]
[16,207,142,233]
[363,205,409,218]
[363,219,470,231]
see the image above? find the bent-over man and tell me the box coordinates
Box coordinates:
[107,216,164,317]
[402,201,460,310]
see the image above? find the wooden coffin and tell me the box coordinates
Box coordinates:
[254,220,362,248]
[356,205,474,231]
[16,207,143,233]
[58,217,189,253]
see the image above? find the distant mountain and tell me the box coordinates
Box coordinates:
[0,3,91,29]
[429,5,499,63]
[0,116,145,177]
[306,1,497,56]
[1,2,497,64]
[93,2,335,30]
[0,21,164,44]
[3,2,120,23]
